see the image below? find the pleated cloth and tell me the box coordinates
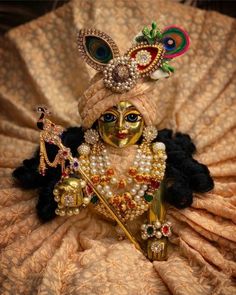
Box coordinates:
[0,0,235,294]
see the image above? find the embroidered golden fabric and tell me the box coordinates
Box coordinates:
[0,0,235,294]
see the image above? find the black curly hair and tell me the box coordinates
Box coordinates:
[12,126,214,222]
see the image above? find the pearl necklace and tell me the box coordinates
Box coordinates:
[77,129,167,222]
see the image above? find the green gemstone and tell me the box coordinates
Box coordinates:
[91,195,99,204]
[146,226,154,236]
[144,194,153,202]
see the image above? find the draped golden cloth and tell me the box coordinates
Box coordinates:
[0,0,236,294]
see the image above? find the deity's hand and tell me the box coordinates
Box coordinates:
[53,177,87,216]
[141,219,172,261]
[147,237,168,261]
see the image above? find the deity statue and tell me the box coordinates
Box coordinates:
[13,22,214,261]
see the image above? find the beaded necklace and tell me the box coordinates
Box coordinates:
[77,129,167,222]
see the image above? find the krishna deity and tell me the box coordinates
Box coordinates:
[13,22,213,261]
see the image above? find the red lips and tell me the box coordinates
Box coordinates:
[116,131,128,139]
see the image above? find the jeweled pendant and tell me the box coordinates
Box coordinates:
[126,43,165,77]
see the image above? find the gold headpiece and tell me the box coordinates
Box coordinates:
[77,22,190,93]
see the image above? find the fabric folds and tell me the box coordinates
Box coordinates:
[0,0,235,294]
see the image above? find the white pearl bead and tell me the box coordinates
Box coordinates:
[138,190,145,196]
[98,156,103,161]
[153,142,166,151]
[80,180,86,188]
[134,184,140,190]
[135,154,141,160]
[154,221,161,229]
[100,169,105,174]
[130,188,137,195]
[90,162,96,167]
[74,208,80,215]
[142,184,148,190]
[145,167,150,173]
[104,185,110,192]
[106,191,113,198]
[90,156,96,161]
[106,161,111,166]
[102,149,107,154]
[137,149,141,153]
[141,224,146,230]
[134,195,141,202]
[156,231,162,239]
[97,185,102,191]
[99,163,103,168]
[83,197,90,204]
[111,177,118,184]
[142,154,146,159]
[133,161,138,167]
[127,177,133,184]
[138,167,144,173]
[140,161,145,166]
[141,234,148,240]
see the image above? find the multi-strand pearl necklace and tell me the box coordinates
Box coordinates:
[77,128,167,222]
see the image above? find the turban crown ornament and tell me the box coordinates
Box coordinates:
[77,22,190,93]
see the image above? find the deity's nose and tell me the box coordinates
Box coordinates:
[117,114,124,130]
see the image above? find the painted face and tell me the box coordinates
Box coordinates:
[98,101,144,148]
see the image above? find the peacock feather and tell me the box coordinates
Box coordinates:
[162,26,190,59]
[85,36,113,64]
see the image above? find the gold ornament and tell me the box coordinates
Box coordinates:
[103,57,139,93]
[84,129,99,145]
[53,177,87,216]
[143,126,158,143]
[78,131,167,222]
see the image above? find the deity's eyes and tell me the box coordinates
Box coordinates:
[100,113,117,123]
[125,113,142,123]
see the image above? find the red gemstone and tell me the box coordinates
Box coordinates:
[129,168,137,176]
[106,168,114,176]
[135,175,143,182]
[143,175,149,182]
[118,180,126,189]
[130,46,161,72]
[129,203,135,209]
[150,180,160,189]
[86,185,93,195]
[91,175,100,184]
[162,225,171,236]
